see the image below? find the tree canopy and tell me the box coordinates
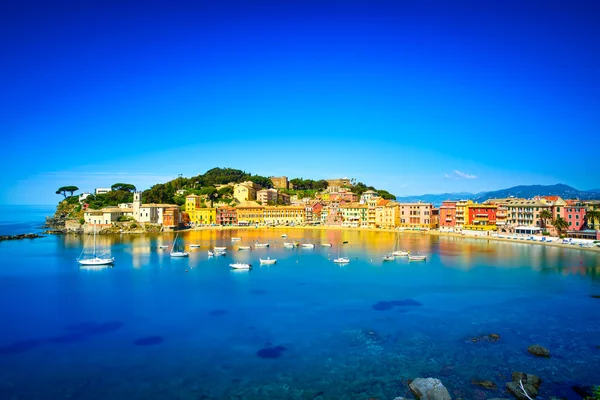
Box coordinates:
[289,178,328,191]
[111,183,136,192]
[56,186,79,199]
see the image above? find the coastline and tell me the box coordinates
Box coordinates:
[177,224,600,253]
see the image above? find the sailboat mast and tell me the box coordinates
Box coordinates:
[93,225,97,258]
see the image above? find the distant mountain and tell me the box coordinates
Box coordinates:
[396,184,600,206]
[395,192,478,205]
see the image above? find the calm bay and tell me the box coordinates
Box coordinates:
[0,208,599,399]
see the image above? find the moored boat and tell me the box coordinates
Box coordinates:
[408,253,427,261]
[392,250,409,257]
[321,243,332,247]
[214,246,227,252]
[333,257,350,264]
[230,263,252,269]
[301,243,315,248]
[283,241,299,248]
[190,244,201,248]
[255,243,269,248]
[78,225,114,266]
[231,237,242,241]
[238,245,252,251]
[382,254,395,261]
[281,234,288,238]
[259,257,277,265]
[170,233,190,257]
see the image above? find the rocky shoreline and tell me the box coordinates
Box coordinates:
[0,233,44,241]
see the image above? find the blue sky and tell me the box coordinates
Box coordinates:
[2,0,599,204]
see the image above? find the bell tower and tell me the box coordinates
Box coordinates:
[133,191,142,221]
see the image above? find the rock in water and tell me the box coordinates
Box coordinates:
[472,380,498,390]
[409,377,452,400]
[506,371,541,400]
[527,344,550,357]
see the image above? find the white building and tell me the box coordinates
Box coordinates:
[95,187,112,195]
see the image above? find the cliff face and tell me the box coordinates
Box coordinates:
[44,200,84,233]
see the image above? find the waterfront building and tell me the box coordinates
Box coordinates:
[305,202,323,224]
[340,202,368,228]
[322,202,342,226]
[501,198,551,229]
[216,207,237,225]
[84,207,133,227]
[263,206,306,225]
[382,201,400,228]
[397,202,435,230]
[455,200,473,228]
[256,188,278,205]
[464,204,497,230]
[564,203,586,231]
[439,201,457,229]
[236,202,264,225]
[584,200,600,230]
[270,176,289,190]
[162,207,181,230]
[185,195,216,225]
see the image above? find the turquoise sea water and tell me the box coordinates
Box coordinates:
[0,209,599,399]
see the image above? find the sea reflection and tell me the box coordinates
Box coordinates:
[55,228,600,278]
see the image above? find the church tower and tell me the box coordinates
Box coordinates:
[133,191,142,221]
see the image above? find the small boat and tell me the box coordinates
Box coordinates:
[283,241,299,248]
[230,263,252,269]
[231,237,242,242]
[382,254,395,261]
[321,243,332,247]
[214,246,227,252]
[190,244,201,248]
[259,257,277,265]
[301,243,315,248]
[170,233,190,257]
[238,245,252,251]
[158,245,169,249]
[78,225,114,266]
[333,257,350,264]
[392,250,409,257]
[214,250,226,256]
[255,243,270,248]
[208,251,215,257]
[408,253,427,261]
[281,234,288,238]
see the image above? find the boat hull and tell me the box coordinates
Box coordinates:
[259,258,277,265]
[170,252,190,257]
[78,257,114,266]
[230,263,252,269]
[333,258,350,264]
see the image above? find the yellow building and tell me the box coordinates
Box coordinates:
[455,200,474,228]
[236,203,264,225]
[263,206,306,225]
[185,194,216,225]
[233,183,257,202]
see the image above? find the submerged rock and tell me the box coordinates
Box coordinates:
[409,377,451,400]
[527,344,550,357]
[472,379,498,390]
[469,333,501,343]
[0,233,44,241]
[506,372,541,400]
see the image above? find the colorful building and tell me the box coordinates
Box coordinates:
[256,188,278,205]
[564,204,586,231]
[216,207,237,225]
[340,202,368,228]
[236,203,264,225]
[397,202,436,229]
[455,200,473,228]
[270,176,289,190]
[263,206,306,225]
[465,204,497,230]
[439,201,457,228]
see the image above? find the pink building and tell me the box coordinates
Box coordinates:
[439,201,457,228]
[565,205,586,231]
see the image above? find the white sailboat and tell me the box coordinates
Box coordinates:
[230,263,252,269]
[391,231,409,257]
[170,233,189,257]
[77,225,114,267]
[333,241,350,264]
[382,254,395,261]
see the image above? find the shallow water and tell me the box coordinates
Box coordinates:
[0,226,599,399]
